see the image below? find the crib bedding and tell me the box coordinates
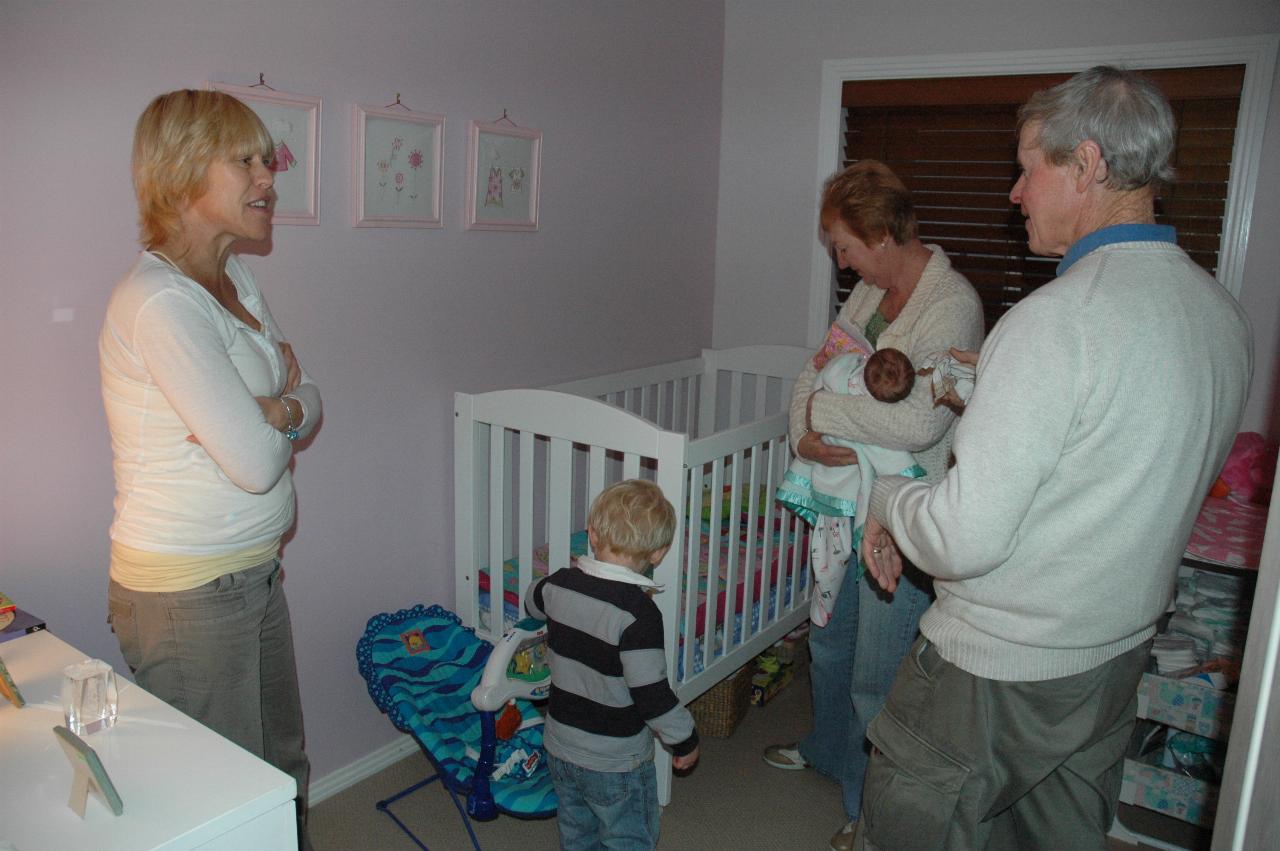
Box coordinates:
[475,512,805,640]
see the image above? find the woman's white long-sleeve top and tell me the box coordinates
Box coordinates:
[100,252,321,555]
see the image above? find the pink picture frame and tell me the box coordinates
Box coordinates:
[209,81,321,226]
[352,103,444,228]
[465,120,541,231]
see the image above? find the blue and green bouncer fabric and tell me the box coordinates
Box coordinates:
[356,604,557,817]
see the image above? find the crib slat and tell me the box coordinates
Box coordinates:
[488,429,507,627]
[681,465,701,684]
[742,442,763,643]
[702,458,723,664]
[548,437,571,573]
[622,452,640,481]
[723,449,744,653]
[754,375,769,421]
[588,445,606,510]
[518,431,535,620]
[762,436,783,627]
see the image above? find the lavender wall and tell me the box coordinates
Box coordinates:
[0,0,724,781]
[713,0,1280,440]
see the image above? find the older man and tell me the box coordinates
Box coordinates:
[853,66,1253,849]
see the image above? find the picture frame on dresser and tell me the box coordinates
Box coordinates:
[465,119,541,231]
[352,102,444,228]
[208,81,321,225]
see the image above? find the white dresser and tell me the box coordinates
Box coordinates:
[0,630,297,850]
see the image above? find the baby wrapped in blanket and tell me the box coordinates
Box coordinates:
[776,318,926,626]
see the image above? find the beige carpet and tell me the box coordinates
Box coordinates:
[310,664,1186,850]
[311,666,844,850]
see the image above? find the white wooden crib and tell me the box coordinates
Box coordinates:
[454,345,816,803]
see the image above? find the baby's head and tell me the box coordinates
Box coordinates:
[588,479,676,572]
[864,348,915,403]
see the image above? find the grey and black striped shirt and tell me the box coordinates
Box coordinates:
[525,562,699,772]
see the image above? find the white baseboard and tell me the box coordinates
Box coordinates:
[310,735,420,805]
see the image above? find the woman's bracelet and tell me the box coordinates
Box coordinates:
[280,395,300,441]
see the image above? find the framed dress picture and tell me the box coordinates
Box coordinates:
[465,120,541,231]
[352,103,444,228]
[209,81,321,225]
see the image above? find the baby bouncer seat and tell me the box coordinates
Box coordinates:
[356,604,556,850]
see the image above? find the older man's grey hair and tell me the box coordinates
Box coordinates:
[1019,65,1176,191]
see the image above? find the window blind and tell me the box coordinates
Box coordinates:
[836,66,1245,330]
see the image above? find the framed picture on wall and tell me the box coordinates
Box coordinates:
[209,81,321,225]
[352,103,444,228]
[465,119,541,231]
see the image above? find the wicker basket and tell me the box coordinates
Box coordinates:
[688,662,754,738]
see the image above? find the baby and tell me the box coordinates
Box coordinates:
[776,319,926,626]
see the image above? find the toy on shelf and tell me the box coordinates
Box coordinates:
[468,617,552,820]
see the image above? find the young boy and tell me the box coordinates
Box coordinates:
[524,479,700,850]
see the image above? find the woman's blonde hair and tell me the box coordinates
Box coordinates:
[132,89,274,248]
[819,159,918,245]
[588,479,676,561]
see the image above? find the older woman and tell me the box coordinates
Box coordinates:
[100,90,321,848]
[763,160,983,850]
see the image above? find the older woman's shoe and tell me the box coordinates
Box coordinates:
[762,742,809,770]
[829,820,856,851]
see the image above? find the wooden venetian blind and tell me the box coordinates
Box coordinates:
[837,66,1245,330]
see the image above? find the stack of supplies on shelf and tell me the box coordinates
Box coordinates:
[1161,563,1254,674]
[1131,719,1226,786]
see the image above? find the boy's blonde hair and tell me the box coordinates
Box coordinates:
[588,479,676,561]
[132,89,275,248]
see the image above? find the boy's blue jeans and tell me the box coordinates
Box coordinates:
[800,560,932,821]
[548,753,659,850]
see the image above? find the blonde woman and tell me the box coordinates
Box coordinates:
[100,89,321,848]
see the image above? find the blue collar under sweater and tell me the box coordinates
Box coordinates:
[1057,223,1177,276]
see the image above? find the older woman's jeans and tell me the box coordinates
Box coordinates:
[107,559,311,838]
[799,559,932,821]
[548,753,660,850]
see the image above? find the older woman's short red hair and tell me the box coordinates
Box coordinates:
[819,160,918,246]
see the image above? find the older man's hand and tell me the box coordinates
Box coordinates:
[861,516,903,593]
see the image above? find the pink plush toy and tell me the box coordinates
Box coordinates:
[1217,432,1278,505]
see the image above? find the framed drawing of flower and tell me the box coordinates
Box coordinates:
[465,120,541,231]
[209,81,321,225]
[353,103,444,228]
